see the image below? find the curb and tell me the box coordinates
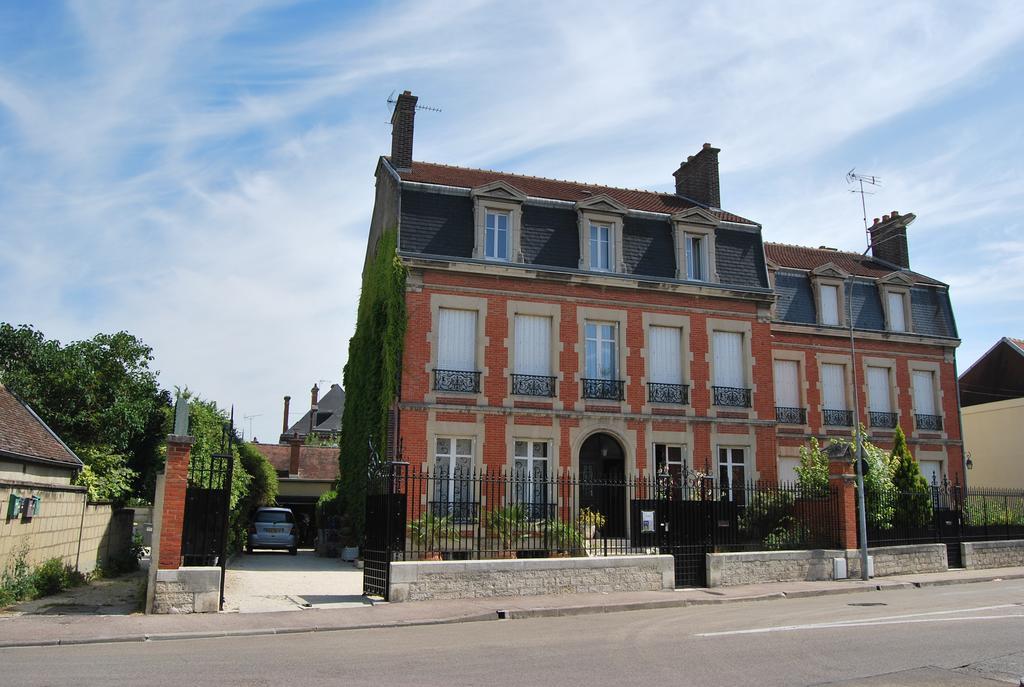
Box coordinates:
[1,572,1021,649]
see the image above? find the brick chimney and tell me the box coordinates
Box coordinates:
[288,434,302,477]
[868,210,916,269]
[390,90,418,171]
[309,384,319,435]
[281,395,291,434]
[673,143,721,209]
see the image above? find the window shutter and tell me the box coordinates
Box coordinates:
[912,371,935,415]
[867,367,891,413]
[514,315,551,376]
[649,326,682,384]
[773,360,799,408]
[821,363,846,410]
[820,285,840,325]
[438,308,476,371]
[887,292,906,332]
[712,331,744,387]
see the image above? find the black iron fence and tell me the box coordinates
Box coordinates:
[712,386,751,408]
[581,378,624,401]
[364,464,842,588]
[864,481,1024,567]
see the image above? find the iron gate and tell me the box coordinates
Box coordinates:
[362,462,408,600]
[181,451,233,608]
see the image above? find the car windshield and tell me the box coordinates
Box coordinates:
[255,511,293,524]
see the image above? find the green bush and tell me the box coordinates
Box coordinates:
[740,491,800,549]
[408,513,461,552]
[965,498,1024,526]
[33,558,84,596]
[316,490,345,528]
[889,426,932,528]
[543,518,585,554]
[795,437,829,496]
[0,544,35,607]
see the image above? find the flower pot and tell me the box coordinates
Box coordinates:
[340,546,359,562]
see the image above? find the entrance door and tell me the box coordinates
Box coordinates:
[579,433,626,537]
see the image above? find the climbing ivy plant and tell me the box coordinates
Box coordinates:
[338,229,406,540]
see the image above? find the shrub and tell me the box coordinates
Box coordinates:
[33,558,84,596]
[0,544,36,607]
[795,437,829,496]
[485,505,528,550]
[408,513,461,552]
[543,518,585,554]
[889,426,932,527]
[740,490,798,547]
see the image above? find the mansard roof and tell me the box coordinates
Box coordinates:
[765,243,943,286]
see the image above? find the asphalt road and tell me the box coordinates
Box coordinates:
[4,580,1023,686]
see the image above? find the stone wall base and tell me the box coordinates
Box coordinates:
[151,566,221,614]
[962,540,1024,569]
[389,555,673,602]
[707,543,948,587]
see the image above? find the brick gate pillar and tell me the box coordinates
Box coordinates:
[157,434,193,570]
[829,458,858,550]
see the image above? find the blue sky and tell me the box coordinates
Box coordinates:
[1,1,1022,443]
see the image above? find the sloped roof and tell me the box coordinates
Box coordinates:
[765,243,943,285]
[959,337,1024,407]
[0,384,82,468]
[392,159,757,226]
[285,384,345,439]
[252,442,339,481]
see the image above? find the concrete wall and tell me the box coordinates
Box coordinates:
[707,544,948,587]
[389,555,674,602]
[151,567,220,613]
[1,478,133,574]
[962,540,1024,569]
[0,459,77,487]
[962,398,1024,490]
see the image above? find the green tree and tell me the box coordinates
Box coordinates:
[795,437,829,496]
[338,229,407,541]
[889,426,932,527]
[0,324,169,502]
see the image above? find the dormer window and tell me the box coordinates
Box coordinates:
[879,274,914,334]
[685,233,707,281]
[810,263,849,328]
[672,209,718,283]
[819,284,840,326]
[589,222,612,271]
[886,292,906,332]
[485,210,510,261]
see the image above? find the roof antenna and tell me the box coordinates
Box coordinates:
[846,169,881,249]
[386,90,443,115]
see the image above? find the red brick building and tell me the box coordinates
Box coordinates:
[362,92,963,518]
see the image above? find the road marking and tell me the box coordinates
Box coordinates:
[696,604,1024,637]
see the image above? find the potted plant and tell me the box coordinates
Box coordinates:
[543,518,585,557]
[577,507,606,539]
[408,513,461,561]
[485,504,528,558]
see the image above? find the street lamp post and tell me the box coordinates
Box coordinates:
[847,272,870,580]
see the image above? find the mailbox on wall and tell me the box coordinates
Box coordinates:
[6,494,22,520]
[22,495,40,518]
[6,494,40,520]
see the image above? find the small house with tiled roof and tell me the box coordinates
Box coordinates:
[959,337,1024,489]
[356,91,965,535]
[0,382,82,485]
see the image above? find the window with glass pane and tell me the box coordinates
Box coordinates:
[513,440,549,518]
[712,331,744,388]
[649,326,683,384]
[685,234,705,281]
[887,292,906,332]
[819,284,840,325]
[438,308,477,371]
[821,363,847,410]
[589,223,611,271]
[912,371,936,415]
[433,437,474,522]
[485,211,509,261]
[867,367,891,413]
[585,322,617,379]
[718,447,746,505]
[514,315,551,375]
[654,443,685,499]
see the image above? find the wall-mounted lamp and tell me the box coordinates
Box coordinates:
[965,451,973,470]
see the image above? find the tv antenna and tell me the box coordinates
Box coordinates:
[243,413,262,442]
[386,90,443,116]
[846,169,881,247]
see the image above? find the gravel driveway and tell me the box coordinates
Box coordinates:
[224,550,367,613]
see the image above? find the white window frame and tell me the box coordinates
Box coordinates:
[471,182,525,263]
[437,307,477,372]
[684,232,709,281]
[912,369,938,417]
[883,288,911,333]
[648,325,684,385]
[513,439,550,515]
[717,446,747,503]
[866,365,893,414]
[773,358,801,411]
[712,330,746,389]
[484,209,510,261]
[433,436,474,514]
[585,321,618,380]
[821,362,848,411]
[589,222,612,272]
[672,214,718,283]
[577,202,625,273]
[513,314,552,377]
[819,284,841,326]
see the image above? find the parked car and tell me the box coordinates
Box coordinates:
[247,507,298,555]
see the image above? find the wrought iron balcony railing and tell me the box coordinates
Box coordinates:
[775,406,807,424]
[823,408,854,426]
[915,414,943,431]
[712,386,752,408]
[581,378,624,401]
[648,382,689,404]
[511,374,556,397]
[869,411,898,428]
[433,369,481,393]
[428,500,478,525]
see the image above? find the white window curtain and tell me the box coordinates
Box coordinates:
[649,326,682,384]
[867,367,892,413]
[712,331,744,388]
[912,371,936,415]
[821,363,847,410]
[887,292,907,332]
[585,323,617,379]
[438,308,476,371]
[514,315,551,376]
[773,360,800,408]
[820,285,840,325]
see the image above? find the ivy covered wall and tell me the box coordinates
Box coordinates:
[338,228,406,539]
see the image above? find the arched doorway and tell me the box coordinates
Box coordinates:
[579,433,627,537]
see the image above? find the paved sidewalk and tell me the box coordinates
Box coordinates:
[1,566,1022,649]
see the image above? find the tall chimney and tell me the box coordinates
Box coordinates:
[288,433,302,477]
[282,395,291,434]
[309,384,319,435]
[868,210,916,269]
[673,143,721,209]
[390,90,418,171]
